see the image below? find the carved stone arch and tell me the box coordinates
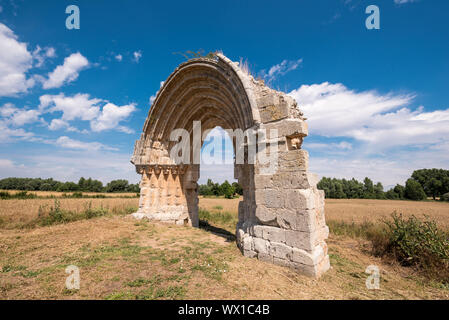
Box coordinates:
[131,53,330,277]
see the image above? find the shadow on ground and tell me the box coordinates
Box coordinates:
[199,219,236,242]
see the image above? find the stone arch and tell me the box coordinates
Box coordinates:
[131,53,330,277]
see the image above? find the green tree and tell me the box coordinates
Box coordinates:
[405,178,427,200]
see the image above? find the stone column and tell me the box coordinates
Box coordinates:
[235,119,330,278]
[133,164,194,226]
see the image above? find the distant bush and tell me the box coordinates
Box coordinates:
[0,191,37,200]
[404,178,427,201]
[441,193,449,202]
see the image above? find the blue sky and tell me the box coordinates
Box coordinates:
[0,0,448,189]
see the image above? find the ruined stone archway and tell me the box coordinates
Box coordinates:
[131,53,330,277]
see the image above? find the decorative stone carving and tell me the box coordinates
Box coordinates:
[131,53,330,277]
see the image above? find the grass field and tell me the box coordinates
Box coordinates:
[0,190,139,198]
[1,196,448,299]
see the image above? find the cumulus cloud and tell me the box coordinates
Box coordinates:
[115,54,123,62]
[0,23,35,97]
[0,103,41,126]
[39,93,101,121]
[39,93,136,133]
[43,52,89,89]
[290,82,449,150]
[55,136,117,151]
[90,102,136,133]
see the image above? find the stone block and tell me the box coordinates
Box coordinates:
[273,257,292,268]
[285,230,314,252]
[285,189,316,210]
[253,237,269,255]
[269,241,292,260]
[258,253,273,264]
[276,209,316,232]
[251,224,264,238]
[262,226,286,243]
[260,119,308,138]
[242,236,253,251]
[254,206,278,225]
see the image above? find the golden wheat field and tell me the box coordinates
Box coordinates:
[1,196,449,300]
[0,190,138,198]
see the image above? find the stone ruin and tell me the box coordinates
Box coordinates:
[131,53,330,277]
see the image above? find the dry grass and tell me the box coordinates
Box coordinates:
[1,197,448,299]
[325,199,449,229]
[1,215,448,300]
[0,190,138,198]
[0,198,139,229]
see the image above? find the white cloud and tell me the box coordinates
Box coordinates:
[43,52,89,89]
[288,81,449,186]
[115,54,123,62]
[39,93,101,121]
[288,82,432,148]
[48,119,81,133]
[0,120,35,142]
[0,103,17,117]
[133,51,142,63]
[149,81,165,105]
[0,103,41,126]
[90,102,136,133]
[394,0,417,4]
[10,109,40,126]
[39,93,136,133]
[55,136,117,151]
[33,46,56,68]
[306,141,352,151]
[260,58,303,83]
[0,23,35,97]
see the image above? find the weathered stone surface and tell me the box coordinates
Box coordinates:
[262,226,286,243]
[285,230,314,252]
[253,237,269,255]
[254,206,278,226]
[131,53,330,278]
[269,241,292,260]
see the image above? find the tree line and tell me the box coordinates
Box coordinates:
[317,169,449,201]
[0,177,140,193]
[198,179,243,199]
